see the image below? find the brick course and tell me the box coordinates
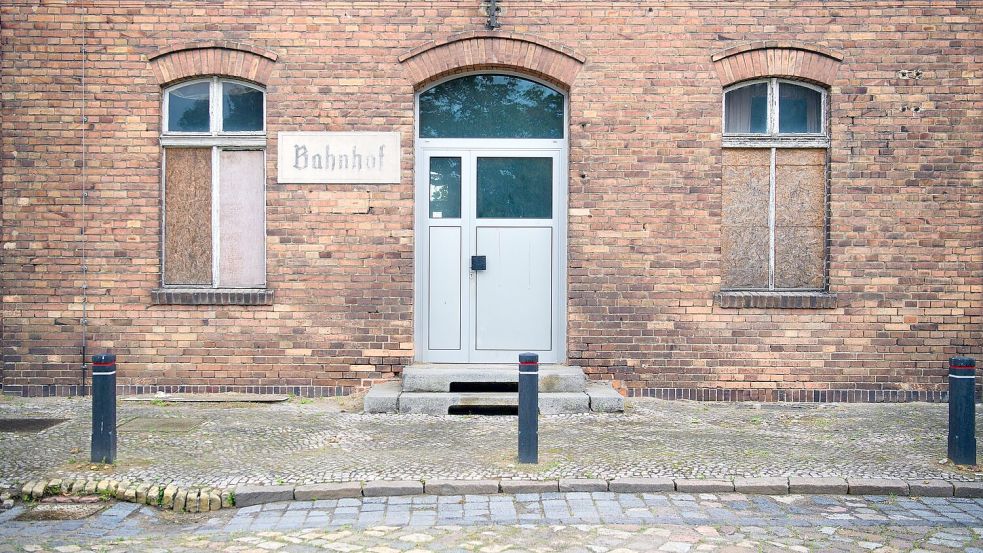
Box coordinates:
[1,1,980,400]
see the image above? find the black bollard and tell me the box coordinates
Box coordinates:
[91,353,117,464]
[947,356,976,466]
[518,352,539,464]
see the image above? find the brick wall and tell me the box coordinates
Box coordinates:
[1,1,980,399]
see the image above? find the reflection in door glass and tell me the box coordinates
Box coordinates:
[419,75,564,138]
[477,157,552,218]
[429,157,461,218]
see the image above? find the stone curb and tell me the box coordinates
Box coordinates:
[14,477,983,511]
[15,478,233,513]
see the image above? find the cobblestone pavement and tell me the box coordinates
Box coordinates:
[1,396,980,489]
[1,492,982,552]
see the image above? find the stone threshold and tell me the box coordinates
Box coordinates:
[14,476,983,512]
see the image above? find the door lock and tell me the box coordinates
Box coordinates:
[471,255,487,271]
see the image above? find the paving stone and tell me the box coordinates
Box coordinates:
[173,488,188,512]
[363,481,423,497]
[294,482,362,500]
[234,485,295,507]
[675,479,735,493]
[789,477,848,495]
[499,480,559,494]
[424,480,499,495]
[559,478,608,492]
[953,482,983,498]
[848,478,910,496]
[161,485,177,509]
[609,478,675,493]
[135,483,149,504]
[734,477,788,495]
[146,485,161,506]
[909,480,954,497]
[209,490,222,511]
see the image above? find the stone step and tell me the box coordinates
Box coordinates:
[401,363,587,393]
[398,391,590,415]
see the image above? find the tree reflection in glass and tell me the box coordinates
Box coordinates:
[429,157,461,218]
[477,157,552,218]
[420,75,563,139]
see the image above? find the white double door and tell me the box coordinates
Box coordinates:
[416,142,565,363]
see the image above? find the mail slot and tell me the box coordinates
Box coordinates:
[471,255,487,271]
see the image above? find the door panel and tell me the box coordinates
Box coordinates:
[474,226,552,351]
[428,226,462,350]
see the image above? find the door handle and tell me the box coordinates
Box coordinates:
[471,255,487,271]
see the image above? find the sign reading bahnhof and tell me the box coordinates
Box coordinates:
[278,132,400,184]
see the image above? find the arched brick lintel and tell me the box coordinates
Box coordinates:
[147,42,277,87]
[399,32,585,90]
[711,42,843,87]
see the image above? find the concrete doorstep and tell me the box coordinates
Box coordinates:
[16,476,983,511]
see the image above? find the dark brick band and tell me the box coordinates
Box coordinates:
[626,387,970,403]
[2,383,350,398]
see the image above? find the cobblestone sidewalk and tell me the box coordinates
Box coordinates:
[1,492,982,552]
[1,395,980,490]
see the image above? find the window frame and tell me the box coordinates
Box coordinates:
[720,78,830,293]
[162,77,266,137]
[722,78,828,148]
[159,77,268,289]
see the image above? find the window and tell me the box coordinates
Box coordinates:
[418,74,564,139]
[161,78,266,288]
[721,79,828,291]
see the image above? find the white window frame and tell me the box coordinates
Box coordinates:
[722,78,828,148]
[721,78,830,292]
[160,78,267,288]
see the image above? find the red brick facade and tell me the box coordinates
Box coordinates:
[1,1,980,400]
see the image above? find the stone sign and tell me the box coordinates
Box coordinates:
[278,132,400,184]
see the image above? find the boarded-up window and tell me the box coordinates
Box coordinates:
[721,79,828,292]
[161,78,266,289]
[164,148,212,285]
[218,150,266,287]
[720,148,826,290]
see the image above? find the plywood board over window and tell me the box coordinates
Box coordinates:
[774,149,826,289]
[218,149,266,287]
[164,147,212,285]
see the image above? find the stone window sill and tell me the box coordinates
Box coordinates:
[151,288,274,306]
[714,290,836,309]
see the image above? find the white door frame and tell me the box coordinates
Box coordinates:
[412,74,569,364]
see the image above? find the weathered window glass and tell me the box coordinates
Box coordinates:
[222,82,264,132]
[419,75,564,139]
[167,81,211,132]
[724,83,768,134]
[779,82,822,134]
[476,157,552,218]
[429,157,462,219]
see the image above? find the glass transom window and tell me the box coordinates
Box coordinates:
[419,74,564,139]
[164,77,265,134]
[724,79,824,136]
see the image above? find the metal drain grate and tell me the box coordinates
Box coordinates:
[0,418,68,433]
